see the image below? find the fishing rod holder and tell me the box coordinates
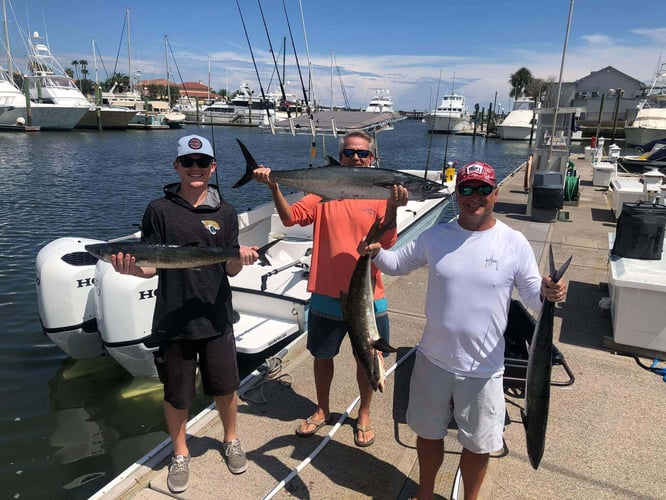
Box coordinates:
[260,248,312,292]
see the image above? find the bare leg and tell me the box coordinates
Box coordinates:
[460,447,489,500]
[297,357,333,433]
[164,401,189,457]
[355,356,374,444]
[214,392,238,442]
[413,436,444,500]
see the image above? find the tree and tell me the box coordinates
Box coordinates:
[509,67,533,98]
[71,60,80,81]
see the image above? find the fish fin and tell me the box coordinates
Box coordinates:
[256,238,282,267]
[373,338,398,353]
[326,155,341,166]
[520,407,528,429]
[232,139,259,188]
[548,244,573,283]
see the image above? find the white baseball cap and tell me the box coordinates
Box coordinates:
[177,135,214,158]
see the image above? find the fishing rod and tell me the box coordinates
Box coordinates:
[257,0,294,135]
[283,0,318,165]
[443,72,456,168]
[423,68,443,179]
[235,0,275,134]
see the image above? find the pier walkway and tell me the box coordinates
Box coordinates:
[95,156,665,500]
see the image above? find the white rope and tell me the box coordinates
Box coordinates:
[262,344,418,500]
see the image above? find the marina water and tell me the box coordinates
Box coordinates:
[3,119,542,498]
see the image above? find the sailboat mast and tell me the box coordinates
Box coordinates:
[126,9,133,93]
[2,0,12,78]
[165,35,170,106]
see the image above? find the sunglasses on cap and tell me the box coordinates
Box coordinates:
[342,149,371,159]
[457,184,494,196]
[179,156,213,168]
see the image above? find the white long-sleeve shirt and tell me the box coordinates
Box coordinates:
[373,218,543,377]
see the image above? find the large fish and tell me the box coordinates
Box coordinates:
[85,238,280,269]
[232,139,448,201]
[340,218,397,392]
[521,245,572,470]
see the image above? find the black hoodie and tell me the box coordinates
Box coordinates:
[141,183,239,342]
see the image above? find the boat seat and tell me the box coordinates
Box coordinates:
[270,213,313,241]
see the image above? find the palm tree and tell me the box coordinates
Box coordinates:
[71,60,80,81]
[509,67,533,98]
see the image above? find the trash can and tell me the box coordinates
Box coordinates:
[532,171,564,209]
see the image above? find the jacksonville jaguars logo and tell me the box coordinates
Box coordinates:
[201,220,220,235]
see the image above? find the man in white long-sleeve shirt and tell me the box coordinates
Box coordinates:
[360,161,567,500]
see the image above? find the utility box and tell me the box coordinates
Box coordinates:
[608,233,666,353]
[592,161,616,187]
[610,177,646,218]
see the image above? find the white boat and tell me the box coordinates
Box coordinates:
[35,178,454,378]
[365,89,395,113]
[126,110,170,130]
[423,94,473,134]
[25,31,137,130]
[0,64,86,130]
[625,62,666,147]
[496,97,539,140]
[201,82,275,126]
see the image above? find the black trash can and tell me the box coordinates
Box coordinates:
[532,171,564,210]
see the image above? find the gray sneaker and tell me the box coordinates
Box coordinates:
[167,454,190,493]
[222,438,248,474]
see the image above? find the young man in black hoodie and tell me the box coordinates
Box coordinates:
[110,134,259,493]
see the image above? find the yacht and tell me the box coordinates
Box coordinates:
[200,82,275,126]
[423,94,473,134]
[365,89,395,112]
[25,31,136,130]
[625,62,666,147]
[497,97,539,140]
[0,65,85,130]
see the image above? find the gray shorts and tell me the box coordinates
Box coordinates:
[406,350,505,454]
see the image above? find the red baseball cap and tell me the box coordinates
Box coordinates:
[456,161,496,186]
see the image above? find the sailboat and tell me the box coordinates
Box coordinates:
[162,36,185,128]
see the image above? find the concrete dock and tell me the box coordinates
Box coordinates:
[95,155,665,500]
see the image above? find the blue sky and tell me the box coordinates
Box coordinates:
[4,0,666,112]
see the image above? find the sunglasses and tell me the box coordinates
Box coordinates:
[179,156,213,168]
[342,149,371,159]
[457,184,494,196]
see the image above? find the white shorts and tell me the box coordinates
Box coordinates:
[406,350,505,454]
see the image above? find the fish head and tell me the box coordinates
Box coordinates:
[406,178,449,200]
[84,243,111,262]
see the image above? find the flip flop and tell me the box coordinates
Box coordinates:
[354,422,375,447]
[295,416,330,437]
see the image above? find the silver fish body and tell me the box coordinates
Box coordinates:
[521,247,572,470]
[233,139,447,202]
[85,239,279,269]
[341,219,397,392]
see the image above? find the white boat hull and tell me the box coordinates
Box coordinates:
[624,126,666,147]
[423,114,473,134]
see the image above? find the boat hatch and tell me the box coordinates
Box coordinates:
[234,314,300,354]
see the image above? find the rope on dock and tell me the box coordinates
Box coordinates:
[261,344,419,500]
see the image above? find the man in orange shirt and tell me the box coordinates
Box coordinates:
[253,130,408,447]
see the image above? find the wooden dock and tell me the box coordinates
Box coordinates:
[92,155,666,500]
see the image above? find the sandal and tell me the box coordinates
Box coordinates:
[354,422,375,447]
[295,416,330,437]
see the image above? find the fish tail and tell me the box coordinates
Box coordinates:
[256,238,282,267]
[373,337,397,353]
[232,139,260,189]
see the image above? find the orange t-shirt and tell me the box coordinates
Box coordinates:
[287,195,397,300]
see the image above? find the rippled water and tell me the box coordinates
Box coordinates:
[1,120,543,498]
